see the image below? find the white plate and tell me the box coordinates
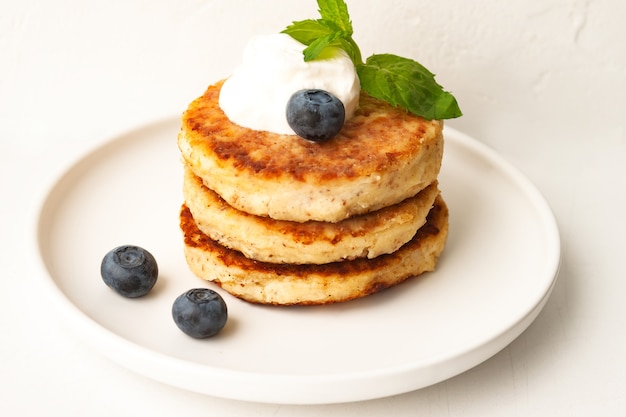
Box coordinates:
[33,118,560,405]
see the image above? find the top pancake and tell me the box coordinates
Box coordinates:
[178,80,444,222]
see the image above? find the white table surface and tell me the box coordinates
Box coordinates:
[2,0,625,415]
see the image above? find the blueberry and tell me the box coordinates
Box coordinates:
[286,89,345,142]
[100,245,158,298]
[172,288,228,338]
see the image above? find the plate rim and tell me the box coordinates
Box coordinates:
[31,117,561,405]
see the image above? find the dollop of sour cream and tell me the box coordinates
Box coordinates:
[218,33,360,135]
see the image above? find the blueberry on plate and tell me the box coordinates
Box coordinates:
[286,89,345,142]
[172,288,228,339]
[100,245,158,298]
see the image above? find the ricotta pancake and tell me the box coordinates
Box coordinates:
[178,80,444,223]
[183,166,440,264]
[179,195,449,306]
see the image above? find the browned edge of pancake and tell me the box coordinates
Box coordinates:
[179,196,449,305]
[177,80,444,222]
[180,80,443,182]
[183,164,441,264]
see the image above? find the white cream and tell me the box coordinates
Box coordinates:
[218,33,360,135]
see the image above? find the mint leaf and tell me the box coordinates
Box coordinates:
[282,19,332,45]
[303,32,341,61]
[304,29,362,63]
[283,18,361,63]
[334,36,362,65]
[357,54,462,120]
[317,0,352,34]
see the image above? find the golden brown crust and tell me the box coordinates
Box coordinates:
[182,80,442,181]
[180,196,449,305]
[178,80,444,222]
[183,166,441,264]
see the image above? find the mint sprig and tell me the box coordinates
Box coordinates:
[282,0,462,120]
[282,18,362,64]
[358,54,462,120]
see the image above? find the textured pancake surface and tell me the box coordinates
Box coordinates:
[183,166,440,264]
[180,195,449,306]
[178,80,444,222]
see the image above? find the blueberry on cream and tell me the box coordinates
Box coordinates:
[218,33,360,136]
[286,89,345,142]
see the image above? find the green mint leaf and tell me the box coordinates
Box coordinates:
[283,18,360,63]
[282,19,333,45]
[303,32,361,63]
[317,0,352,34]
[357,54,462,120]
[334,36,362,65]
[303,32,341,61]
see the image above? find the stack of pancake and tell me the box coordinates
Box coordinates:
[177,80,449,305]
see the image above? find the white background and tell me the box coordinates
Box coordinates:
[2,0,625,415]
